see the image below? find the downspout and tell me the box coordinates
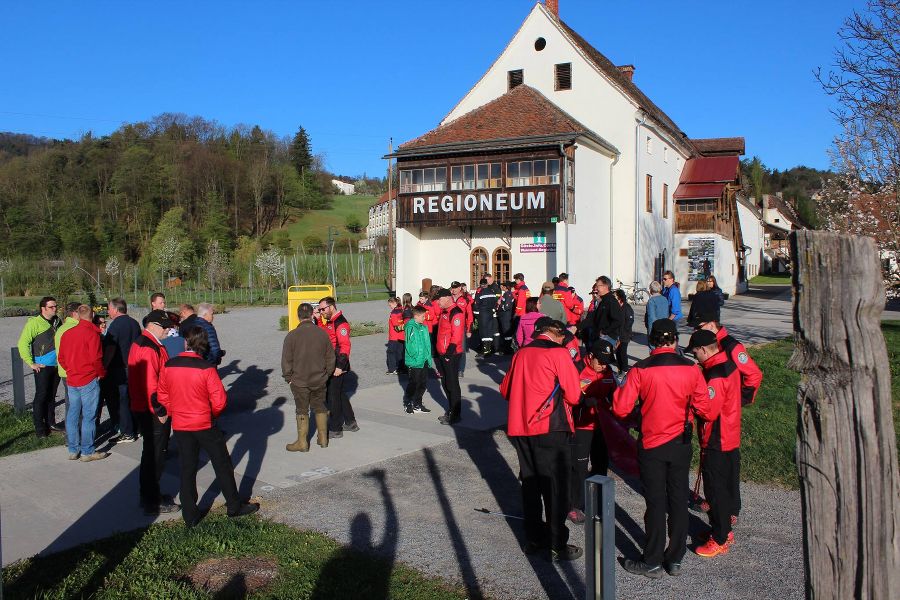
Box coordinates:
[608,151,620,279]
[634,111,647,285]
[560,142,568,275]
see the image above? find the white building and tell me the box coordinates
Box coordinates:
[387,1,746,296]
[360,190,396,251]
[736,194,765,287]
[332,179,356,195]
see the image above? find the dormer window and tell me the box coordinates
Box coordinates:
[508,69,524,90]
[555,63,572,90]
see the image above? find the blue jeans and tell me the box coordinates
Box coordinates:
[66,378,100,455]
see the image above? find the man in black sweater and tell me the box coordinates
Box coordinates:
[591,276,622,346]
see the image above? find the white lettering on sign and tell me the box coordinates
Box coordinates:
[411,190,548,214]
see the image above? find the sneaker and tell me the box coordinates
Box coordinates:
[228,503,260,518]
[68,452,80,460]
[551,545,583,562]
[49,423,65,432]
[438,414,460,425]
[107,430,122,441]
[158,501,180,514]
[80,452,110,462]
[567,508,586,524]
[329,430,343,439]
[697,530,734,546]
[695,538,730,558]
[117,434,138,444]
[386,370,398,375]
[343,421,360,432]
[414,405,431,413]
[664,561,683,576]
[622,558,665,579]
[405,405,414,414]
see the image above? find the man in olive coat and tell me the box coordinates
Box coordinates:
[282,302,336,451]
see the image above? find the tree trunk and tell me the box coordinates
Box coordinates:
[789,230,900,599]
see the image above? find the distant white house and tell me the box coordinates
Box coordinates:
[332,179,356,195]
[360,189,396,251]
[736,194,764,288]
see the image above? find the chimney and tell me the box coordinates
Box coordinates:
[546,0,559,16]
[617,64,636,81]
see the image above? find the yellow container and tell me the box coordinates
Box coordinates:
[287,285,334,331]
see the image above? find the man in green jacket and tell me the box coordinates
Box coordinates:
[17,296,63,437]
[403,306,433,414]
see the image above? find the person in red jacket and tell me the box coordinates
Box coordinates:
[434,289,464,424]
[158,326,259,527]
[450,281,473,377]
[501,317,584,562]
[513,273,530,317]
[553,273,584,327]
[58,304,108,462]
[386,297,405,375]
[417,291,437,335]
[567,339,617,524]
[687,329,744,557]
[613,318,717,579]
[693,310,763,406]
[128,309,178,515]
[318,296,356,438]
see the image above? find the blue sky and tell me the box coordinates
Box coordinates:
[0,1,863,178]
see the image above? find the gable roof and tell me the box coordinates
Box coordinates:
[393,84,617,157]
[692,137,746,156]
[674,156,740,200]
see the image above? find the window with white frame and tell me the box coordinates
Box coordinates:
[507,159,560,187]
[646,136,653,154]
[399,167,447,193]
[664,146,669,163]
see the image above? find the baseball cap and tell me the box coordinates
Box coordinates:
[692,310,718,326]
[534,316,566,333]
[450,281,463,289]
[650,318,677,338]
[418,291,429,298]
[590,339,616,364]
[687,329,718,351]
[435,289,453,299]
[144,309,174,328]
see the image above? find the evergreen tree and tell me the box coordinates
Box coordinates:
[201,191,234,251]
[288,126,313,177]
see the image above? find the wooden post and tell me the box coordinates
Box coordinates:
[789,230,900,599]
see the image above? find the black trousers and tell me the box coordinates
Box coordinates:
[616,339,631,372]
[477,313,499,353]
[174,427,240,523]
[386,340,404,372]
[326,374,355,431]
[511,431,572,551]
[497,311,513,351]
[32,366,60,435]
[702,448,740,544]
[137,411,171,506]
[404,367,428,407]
[638,436,692,566]
[569,428,610,511]
[435,353,461,419]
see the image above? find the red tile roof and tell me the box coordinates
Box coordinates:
[375,189,397,206]
[397,85,593,151]
[679,156,740,184]
[691,137,745,156]
[673,183,727,200]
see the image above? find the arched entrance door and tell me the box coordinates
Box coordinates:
[493,247,511,283]
[470,247,488,289]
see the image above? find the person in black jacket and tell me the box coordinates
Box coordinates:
[474,274,501,355]
[590,276,622,346]
[496,281,516,354]
[688,280,721,327]
[613,289,634,372]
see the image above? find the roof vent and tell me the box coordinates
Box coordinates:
[617,64,635,81]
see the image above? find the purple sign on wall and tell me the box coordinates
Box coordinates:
[520,243,557,253]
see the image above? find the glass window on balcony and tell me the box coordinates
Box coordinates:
[463,164,476,190]
[548,159,560,184]
[451,166,463,190]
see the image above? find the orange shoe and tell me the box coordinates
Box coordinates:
[696,538,730,558]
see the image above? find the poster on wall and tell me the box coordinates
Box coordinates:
[688,237,715,281]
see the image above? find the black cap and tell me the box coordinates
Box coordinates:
[435,289,453,299]
[450,281,463,289]
[650,318,677,338]
[692,310,718,326]
[590,339,616,364]
[418,291,429,298]
[534,316,566,333]
[144,309,174,328]
[687,329,718,351]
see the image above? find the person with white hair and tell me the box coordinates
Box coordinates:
[195,303,224,365]
[644,281,669,349]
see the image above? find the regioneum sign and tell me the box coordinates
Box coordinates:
[397,188,562,227]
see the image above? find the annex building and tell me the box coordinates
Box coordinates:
[388,1,747,297]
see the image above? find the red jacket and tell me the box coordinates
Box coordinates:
[697,350,742,451]
[127,330,170,415]
[612,347,716,449]
[418,300,438,333]
[453,294,474,331]
[716,326,763,405]
[574,363,617,430]
[501,336,583,436]
[562,331,581,363]
[324,311,352,370]
[157,351,227,431]
[436,305,465,355]
[514,282,530,316]
[57,320,106,387]
[388,307,406,342]
[553,284,584,326]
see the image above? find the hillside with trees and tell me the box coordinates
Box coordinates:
[740,158,832,228]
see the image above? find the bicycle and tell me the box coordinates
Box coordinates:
[616,279,649,304]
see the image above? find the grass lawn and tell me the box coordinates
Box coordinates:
[734,320,900,489]
[279,315,385,336]
[749,273,791,284]
[0,403,65,457]
[285,194,378,247]
[2,514,472,600]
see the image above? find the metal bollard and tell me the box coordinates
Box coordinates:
[11,348,25,415]
[584,475,615,600]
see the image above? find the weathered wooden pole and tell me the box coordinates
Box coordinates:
[789,230,900,599]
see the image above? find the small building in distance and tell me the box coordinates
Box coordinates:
[332,179,356,195]
[360,189,396,251]
[761,192,801,273]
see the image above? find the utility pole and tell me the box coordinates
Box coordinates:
[387,137,395,294]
